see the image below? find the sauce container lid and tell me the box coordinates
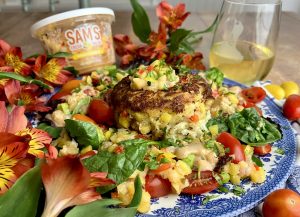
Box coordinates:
[30,7,115,37]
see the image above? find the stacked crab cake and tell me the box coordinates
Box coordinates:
[110,60,213,140]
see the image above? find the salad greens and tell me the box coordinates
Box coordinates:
[65,119,104,149]
[205,67,224,87]
[37,123,62,139]
[83,139,157,193]
[228,108,281,146]
[206,116,229,133]
[72,97,91,114]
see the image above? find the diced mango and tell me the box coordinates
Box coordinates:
[230,175,241,185]
[228,94,239,105]
[139,123,151,134]
[250,167,266,183]
[119,116,130,128]
[160,112,172,123]
[209,125,219,137]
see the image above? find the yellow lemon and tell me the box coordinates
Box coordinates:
[281,81,299,98]
[265,84,285,100]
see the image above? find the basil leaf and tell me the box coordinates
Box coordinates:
[0,166,42,217]
[169,29,192,53]
[228,108,282,146]
[0,72,51,89]
[130,0,151,43]
[252,156,264,167]
[37,123,62,139]
[65,119,104,149]
[65,199,137,217]
[83,139,155,193]
[206,116,229,133]
[205,67,224,87]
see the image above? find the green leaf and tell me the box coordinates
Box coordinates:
[206,116,229,133]
[83,139,155,193]
[275,148,285,155]
[37,123,62,139]
[0,72,51,89]
[64,66,79,76]
[129,176,142,207]
[65,199,137,217]
[205,67,224,87]
[130,0,151,43]
[202,195,219,205]
[228,108,282,146]
[169,29,192,53]
[252,156,264,167]
[0,166,42,217]
[65,119,104,149]
[232,185,245,196]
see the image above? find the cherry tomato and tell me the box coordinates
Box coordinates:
[282,94,300,121]
[241,87,266,103]
[150,163,172,174]
[242,102,262,116]
[145,174,172,198]
[182,171,219,195]
[253,144,272,156]
[262,189,300,217]
[87,99,114,125]
[216,132,246,163]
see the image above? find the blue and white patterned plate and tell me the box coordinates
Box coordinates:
[137,78,298,217]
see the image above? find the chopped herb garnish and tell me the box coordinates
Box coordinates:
[275,148,285,155]
[232,186,245,196]
[218,185,229,193]
[202,195,219,205]
[252,156,264,167]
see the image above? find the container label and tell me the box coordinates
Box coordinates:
[65,23,102,51]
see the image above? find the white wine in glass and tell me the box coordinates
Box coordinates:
[210,0,281,84]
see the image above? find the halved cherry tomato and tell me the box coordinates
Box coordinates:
[241,87,266,103]
[242,102,263,116]
[182,171,219,195]
[72,114,97,125]
[61,79,83,93]
[145,174,172,198]
[282,94,300,121]
[254,144,272,156]
[150,163,172,174]
[216,132,246,163]
[262,189,300,217]
[87,99,114,125]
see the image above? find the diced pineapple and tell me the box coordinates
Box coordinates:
[229,163,240,175]
[230,174,241,185]
[175,160,192,176]
[160,112,172,123]
[137,190,151,213]
[117,181,135,206]
[96,84,105,91]
[134,112,146,122]
[116,72,125,81]
[139,122,151,134]
[80,145,92,154]
[228,94,239,105]
[119,115,130,128]
[250,167,266,183]
[208,125,219,137]
[198,103,206,120]
[162,152,176,161]
[104,130,113,140]
[131,78,147,89]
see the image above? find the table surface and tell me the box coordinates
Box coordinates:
[0,10,299,84]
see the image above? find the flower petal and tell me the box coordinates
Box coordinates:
[89,172,115,188]
[0,141,29,168]
[0,167,16,194]
[4,79,21,105]
[11,154,35,178]
[0,132,29,145]
[16,128,52,158]
[0,101,8,132]
[5,47,32,76]
[45,144,58,159]
[6,105,27,134]
[41,156,91,217]
[0,39,12,57]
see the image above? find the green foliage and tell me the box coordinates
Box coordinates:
[37,123,62,139]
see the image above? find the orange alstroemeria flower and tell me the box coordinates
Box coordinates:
[156,1,190,31]
[33,54,73,85]
[0,133,29,194]
[4,79,51,112]
[180,52,206,70]
[41,156,115,217]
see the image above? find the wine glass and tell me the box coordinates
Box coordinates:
[210,0,281,84]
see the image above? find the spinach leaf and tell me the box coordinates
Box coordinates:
[206,116,229,133]
[205,67,224,87]
[65,119,104,149]
[130,0,151,43]
[83,139,156,193]
[37,123,62,139]
[252,156,264,167]
[228,108,281,146]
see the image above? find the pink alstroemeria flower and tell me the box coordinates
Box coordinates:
[41,156,115,217]
[156,1,190,31]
